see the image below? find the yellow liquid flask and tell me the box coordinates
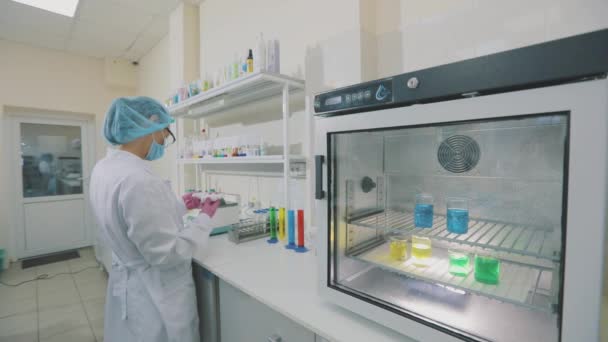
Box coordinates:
[412,235,432,266]
[389,235,408,261]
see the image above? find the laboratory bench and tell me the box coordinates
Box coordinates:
[192,235,411,342]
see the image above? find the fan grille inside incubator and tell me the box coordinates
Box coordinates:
[437,135,480,173]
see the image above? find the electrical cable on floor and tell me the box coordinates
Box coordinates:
[0,265,100,287]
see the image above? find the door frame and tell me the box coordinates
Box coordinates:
[6,109,96,259]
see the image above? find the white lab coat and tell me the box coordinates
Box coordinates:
[90,148,210,342]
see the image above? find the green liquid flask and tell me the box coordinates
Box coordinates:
[474,255,500,284]
[448,250,470,276]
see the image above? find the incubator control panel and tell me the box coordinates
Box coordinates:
[314,78,394,116]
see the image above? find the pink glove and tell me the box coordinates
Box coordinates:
[200,198,221,218]
[182,193,201,210]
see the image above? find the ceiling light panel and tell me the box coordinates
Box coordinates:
[11,0,79,17]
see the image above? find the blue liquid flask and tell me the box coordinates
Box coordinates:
[447,209,469,234]
[446,197,469,234]
[415,204,434,228]
[415,193,434,228]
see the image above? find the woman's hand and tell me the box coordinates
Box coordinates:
[200,198,221,218]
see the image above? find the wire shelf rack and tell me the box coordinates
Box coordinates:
[352,242,555,312]
[348,210,561,262]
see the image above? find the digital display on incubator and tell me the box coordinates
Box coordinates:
[325,96,342,106]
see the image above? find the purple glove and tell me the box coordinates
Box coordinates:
[182,193,201,210]
[200,198,221,218]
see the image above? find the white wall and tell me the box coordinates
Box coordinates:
[369,0,608,76]
[0,39,135,265]
[200,0,363,92]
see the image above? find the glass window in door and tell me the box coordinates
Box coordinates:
[20,123,83,197]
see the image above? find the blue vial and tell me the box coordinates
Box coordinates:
[447,209,469,234]
[415,204,434,228]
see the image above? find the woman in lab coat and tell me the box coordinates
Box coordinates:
[90,97,215,342]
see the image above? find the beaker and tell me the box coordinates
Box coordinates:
[411,235,432,266]
[447,197,469,234]
[474,254,501,284]
[415,193,434,228]
[389,235,408,261]
[448,249,470,276]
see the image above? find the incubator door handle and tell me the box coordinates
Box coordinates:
[315,155,325,200]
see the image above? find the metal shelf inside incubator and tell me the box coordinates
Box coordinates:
[350,242,557,313]
[347,210,561,262]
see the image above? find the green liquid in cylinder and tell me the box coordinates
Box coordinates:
[449,253,470,276]
[269,208,277,239]
[474,255,500,284]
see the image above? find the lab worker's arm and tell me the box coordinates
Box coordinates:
[119,175,210,268]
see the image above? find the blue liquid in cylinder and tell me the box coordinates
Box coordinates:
[447,209,469,234]
[414,204,434,228]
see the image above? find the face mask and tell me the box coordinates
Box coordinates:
[145,139,165,161]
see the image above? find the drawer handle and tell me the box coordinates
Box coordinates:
[267,334,282,342]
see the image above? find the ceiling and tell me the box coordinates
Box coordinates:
[0,0,190,61]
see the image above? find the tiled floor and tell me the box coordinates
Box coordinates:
[0,247,107,342]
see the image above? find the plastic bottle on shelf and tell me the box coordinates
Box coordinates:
[254,33,266,73]
[267,38,280,73]
[184,136,194,159]
[213,71,220,88]
[232,53,240,80]
[203,75,210,91]
[260,138,266,156]
[199,129,207,158]
[241,136,249,157]
[247,49,254,73]
[225,64,232,82]
[238,136,247,157]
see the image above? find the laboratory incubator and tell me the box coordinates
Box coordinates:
[313,29,608,341]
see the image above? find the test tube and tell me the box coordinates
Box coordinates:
[267,207,278,244]
[295,209,308,253]
[285,210,296,249]
[278,208,286,241]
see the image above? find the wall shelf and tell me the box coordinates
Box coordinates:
[169,72,305,118]
[173,72,307,210]
[177,155,306,165]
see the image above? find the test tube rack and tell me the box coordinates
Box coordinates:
[228,219,270,244]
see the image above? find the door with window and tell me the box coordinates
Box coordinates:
[13,116,94,258]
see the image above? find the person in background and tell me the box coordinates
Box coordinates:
[38,153,57,195]
[89,96,217,342]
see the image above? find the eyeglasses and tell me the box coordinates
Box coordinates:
[164,127,176,147]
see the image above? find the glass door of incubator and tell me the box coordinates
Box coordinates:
[326,113,568,341]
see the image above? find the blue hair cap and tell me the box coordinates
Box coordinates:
[103,96,175,145]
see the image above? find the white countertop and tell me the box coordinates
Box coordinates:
[192,235,409,342]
